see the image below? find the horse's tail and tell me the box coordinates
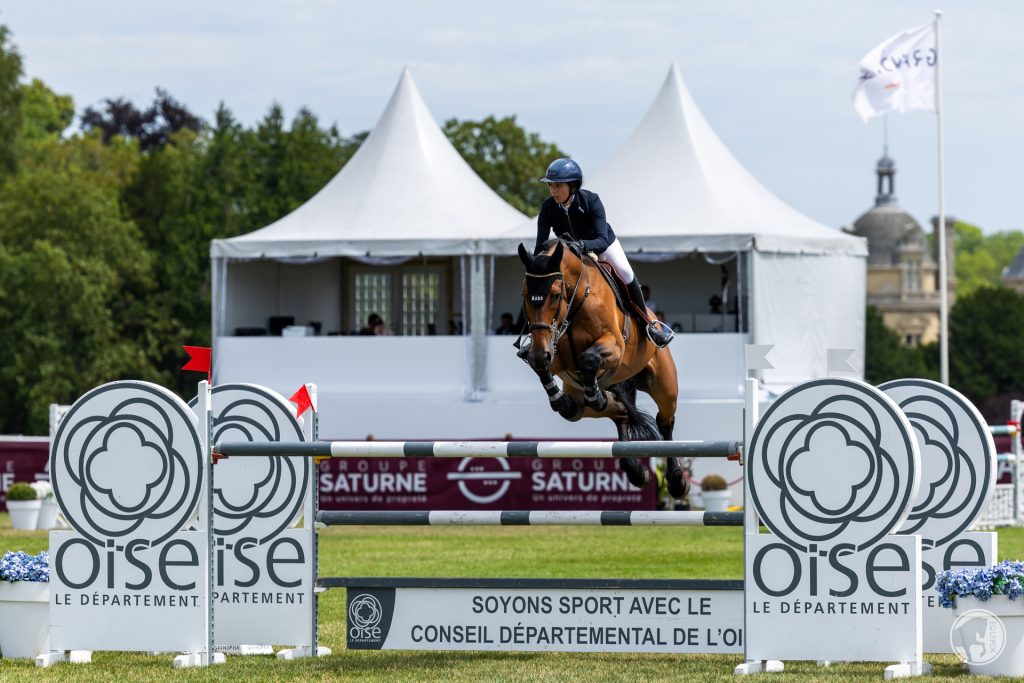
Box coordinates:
[609,380,661,442]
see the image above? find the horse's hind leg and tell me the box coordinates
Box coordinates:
[646,350,688,499]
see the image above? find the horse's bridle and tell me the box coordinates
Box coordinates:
[523,249,591,352]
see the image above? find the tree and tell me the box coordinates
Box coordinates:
[864,305,933,384]
[952,221,1024,297]
[18,78,74,142]
[242,103,355,231]
[80,88,203,151]
[947,286,1024,414]
[0,161,159,434]
[0,25,24,181]
[443,115,567,215]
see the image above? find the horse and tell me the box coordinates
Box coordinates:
[517,239,688,499]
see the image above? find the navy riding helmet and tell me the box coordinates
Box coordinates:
[539,158,583,184]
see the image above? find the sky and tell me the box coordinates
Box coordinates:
[2,1,1021,234]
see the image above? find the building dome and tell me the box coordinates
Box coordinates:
[851,205,931,266]
[848,151,933,267]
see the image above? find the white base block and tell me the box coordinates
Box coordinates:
[172,652,227,668]
[817,660,832,667]
[217,644,275,656]
[734,660,784,675]
[276,645,332,660]
[883,661,932,679]
[35,650,92,667]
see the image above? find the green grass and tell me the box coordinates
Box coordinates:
[2,514,1024,681]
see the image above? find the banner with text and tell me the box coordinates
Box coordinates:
[347,586,742,653]
[318,456,656,511]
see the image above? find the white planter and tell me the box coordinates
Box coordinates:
[0,581,50,658]
[701,489,732,513]
[6,500,41,531]
[951,595,1024,676]
[36,499,59,531]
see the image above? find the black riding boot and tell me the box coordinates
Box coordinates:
[626,279,674,348]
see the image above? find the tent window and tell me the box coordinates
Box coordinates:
[402,270,441,336]
[354,272,392,332]
[348,263,449,335]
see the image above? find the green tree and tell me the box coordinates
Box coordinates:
[947,286,1024,409]
[443,115,567,215]
[242,104,355,230]
[0,25,24,181]
[952,221,1024,297]
[0,161,159,434]
[864,306,933,384]
[18,78,74,142]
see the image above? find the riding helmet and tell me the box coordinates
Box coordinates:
[539,158,583,184]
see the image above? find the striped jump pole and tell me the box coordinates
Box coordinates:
[990,424,1020,437]
[316,510,743,527]
[215,439,742,460]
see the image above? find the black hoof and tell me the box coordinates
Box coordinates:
[667,470,690,499]
[584,392,607,412]
[619,458,651,489]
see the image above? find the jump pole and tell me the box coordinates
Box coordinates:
[215,440,742,459]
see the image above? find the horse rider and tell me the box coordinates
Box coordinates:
[533,157,674,348]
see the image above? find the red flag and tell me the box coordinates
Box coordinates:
[289,385,314,418]
[182,346,212,382]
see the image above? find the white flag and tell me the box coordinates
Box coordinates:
[853,21,937,123]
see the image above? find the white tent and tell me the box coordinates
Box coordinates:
[210,68,527,340]
[488,64,867,385]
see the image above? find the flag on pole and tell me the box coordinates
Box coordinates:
[182,345,212,382]
[853,21,937,123]
[289,385,315,418]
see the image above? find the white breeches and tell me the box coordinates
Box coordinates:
[597,239,635,283]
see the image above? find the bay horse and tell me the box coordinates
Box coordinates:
[518,239,687,499]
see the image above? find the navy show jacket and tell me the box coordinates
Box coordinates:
[533,189,617,255]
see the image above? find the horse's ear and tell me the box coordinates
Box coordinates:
[518,243,532,268]
[551,240,564,267]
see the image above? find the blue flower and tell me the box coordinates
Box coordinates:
[0,550,50,582]
[936,560,1024,608]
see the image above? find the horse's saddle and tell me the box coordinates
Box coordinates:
[579,253,644,340]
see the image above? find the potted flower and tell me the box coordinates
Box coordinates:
[0,550,50,658]
[31,481,59,531]
[937,560,1024,676]
[699,474,731,513]
[5,482,41,531]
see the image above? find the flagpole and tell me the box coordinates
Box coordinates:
[935,9,949,385]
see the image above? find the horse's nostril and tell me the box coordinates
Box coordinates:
[543,352,552,365]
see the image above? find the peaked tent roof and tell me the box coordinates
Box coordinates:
[211,69,527,259]
[489,64,866,256]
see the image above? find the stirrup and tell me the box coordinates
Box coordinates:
[646,321,674,349]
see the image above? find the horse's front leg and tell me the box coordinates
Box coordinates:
[578,334,621,411]
[533,368,582,421]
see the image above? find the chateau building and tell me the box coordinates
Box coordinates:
[846,152,953,347]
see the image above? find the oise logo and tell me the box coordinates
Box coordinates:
[51,382,204,546]
[190,384,309,542]
[748,378,919,553]
[348,593,384,639]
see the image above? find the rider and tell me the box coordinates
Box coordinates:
[533,158,674,348]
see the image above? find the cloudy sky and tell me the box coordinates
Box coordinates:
[2,1,1020,233]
